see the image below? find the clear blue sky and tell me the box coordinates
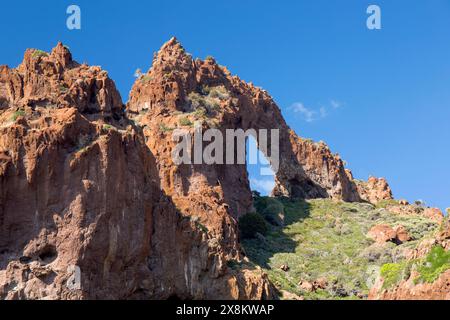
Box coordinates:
[1,1,449,210]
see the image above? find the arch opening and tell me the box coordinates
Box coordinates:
[246,135,276,197]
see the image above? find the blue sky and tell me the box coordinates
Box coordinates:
[1,1,449,210]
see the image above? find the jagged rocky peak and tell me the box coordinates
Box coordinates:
[49,42,73,68]
[154,37,189,63]
[129,37,233,114]
[17,42,75,75]
[0,43,122,114]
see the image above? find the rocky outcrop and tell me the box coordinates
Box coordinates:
[367,225,398,244]
[0,43,274,300]
[387,203,444,224]
[0,43,122,115]
[370,270,450,300]
[367,224,411,244]
[369,221,450,300]
[355,176,393,204]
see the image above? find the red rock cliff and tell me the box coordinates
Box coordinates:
[0,43,273,300]
[0,39,395,300]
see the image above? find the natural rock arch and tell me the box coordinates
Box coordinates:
[127,37,362,224]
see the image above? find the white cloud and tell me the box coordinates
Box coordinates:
[289,100,345,122]
[250,178,276,195]
[330,99,342,109]
[290,102,316,122]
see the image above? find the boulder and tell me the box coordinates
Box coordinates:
[367,225,398,244]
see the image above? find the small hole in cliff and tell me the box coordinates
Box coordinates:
[19,256,32,264]
[38,245,58,264]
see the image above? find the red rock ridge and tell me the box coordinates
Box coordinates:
[128,37,362,220]
[0,43,274,300]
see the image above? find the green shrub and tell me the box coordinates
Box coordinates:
[32,49,48,59]
[179,117,193,127]
[186,86,228,117]
[159,123,174,132]
[252,191,261,198]
[260,201,284,226]
[240,197,442,300]
[187,92,205,109]
[208,86,230,100]
[11,110,25,122]
[239,212,267,239]
[59,84,69,93]
[376,199,400,209]
[103,124,114,131]
[141,75,153,83]
[254,197,283,215]
[417,246,450,283]
[193,107,207,119]
[380,263,405,289]
[196,222,209,234]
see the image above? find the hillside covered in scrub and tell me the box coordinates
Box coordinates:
[238,195,449,300]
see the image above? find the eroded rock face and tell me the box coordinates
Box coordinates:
[387,203,444,224]
[128,37,361,224]
[356,176,393,204]
[367,225,398,244]
[370,270,450,300]
[369,221,450,300]
[0,43,273,300]
[0,43,122,115]
[0,38,408,300]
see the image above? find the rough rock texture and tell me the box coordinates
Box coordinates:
[128,37,361,223]
[0,43,273,300]
[387,204,444,224]
[355,176,393,204]
[393,226,411,243]
[370,270,450,300]
[369,221,450,300]
[423,208,445,224]
[367,225,398,244]
[0,43,122,115]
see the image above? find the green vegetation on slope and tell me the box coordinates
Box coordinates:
[417,245,450,283]
[11,110,26,122]
[378,245,450,289]
[240,196,440,300]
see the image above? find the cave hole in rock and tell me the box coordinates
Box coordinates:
[38,245,58,264]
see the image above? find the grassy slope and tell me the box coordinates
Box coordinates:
[240,197,441,300]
